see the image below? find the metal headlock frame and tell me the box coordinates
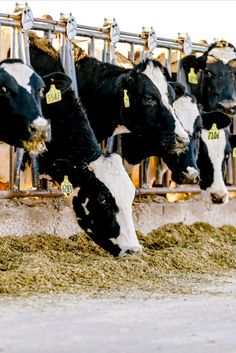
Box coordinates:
[0,3,235,199]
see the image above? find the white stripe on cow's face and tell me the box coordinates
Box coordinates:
[142,62,189,142]
[208,47,236,64]
[88,153,142,254]
[201,129,228,201]
[173,95,199,136]
[1,62,34,93]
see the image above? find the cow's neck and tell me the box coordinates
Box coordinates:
[75,56,129,142]
[39,90,102,186]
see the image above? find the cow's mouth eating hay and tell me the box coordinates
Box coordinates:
[22,140,47,154]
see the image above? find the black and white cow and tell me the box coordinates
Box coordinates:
[28,34,189,155]
[36,72,142,256]
[160,91,236,203]
[198,112,236,204]
[121,85,201,185]
[0,58,51,150]
[179,40,236,114]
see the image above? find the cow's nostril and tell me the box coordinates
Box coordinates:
[125,246,142,255]
[29,125,37,133]
[211,192,227,204]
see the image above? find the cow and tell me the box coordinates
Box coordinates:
[121,84,201,185]
[33,72,142,257]
[0,58,51,151]
[179,40,236,115]
[198,112,236,204]
[28,33,189,156]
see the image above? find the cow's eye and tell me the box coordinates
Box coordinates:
[0,86,7,94]
[206,71,215,79]
[225,153,230,160]
[144,95,154,103]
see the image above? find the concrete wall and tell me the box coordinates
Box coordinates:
[0,195,236,237]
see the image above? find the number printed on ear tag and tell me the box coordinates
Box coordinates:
[46,84,62,104]
[208,123,220,140]
[188,68,198,84]
[61,175,73,196]
[123,89,130,108]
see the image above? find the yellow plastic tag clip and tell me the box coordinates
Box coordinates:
[61,175,73,196]
[208,123,220,140]
[188,68,198,84]
[233,147,236,158]
[123,89,130,108]
[46,84,62,104]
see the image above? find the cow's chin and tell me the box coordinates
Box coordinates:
[22,140,47,154]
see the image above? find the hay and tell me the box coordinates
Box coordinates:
[0,222,236,295]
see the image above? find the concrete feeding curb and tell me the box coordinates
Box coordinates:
[0,196,236,237]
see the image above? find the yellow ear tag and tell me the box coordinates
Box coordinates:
[61,175,73,196]
[46,84,62,104]
[123,89,130,108]
[208,123,220,140]
[188,68,198,84]
[233,147,236,158]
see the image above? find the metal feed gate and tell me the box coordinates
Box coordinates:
[0,2,236,199]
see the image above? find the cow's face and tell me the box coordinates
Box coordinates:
[197,111,233,204]
[0,59,51,150]
[181,42,236,114]
[73,154,142,256]
[162,92,201,184]
[119,60,189,155]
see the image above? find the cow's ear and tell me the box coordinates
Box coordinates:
[181,55,198,73]
[116,72,134,91]
[169,82,185,100]
[229,134,236,149]
[42,72,72,94]
[201,111,232,130]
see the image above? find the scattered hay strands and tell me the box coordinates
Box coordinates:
[0,222,236,295]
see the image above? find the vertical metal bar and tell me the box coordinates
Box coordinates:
[102,40,107,62]
[9,146,15,190]
[155,157,163,186]
[17,29,26,62]
[60,33,65,68]
[88,37,95,56]
[167,48,172,78]
[23,31,30,65]
[31,153,39,188]
[129,43,135,64]
[13,148,24,191]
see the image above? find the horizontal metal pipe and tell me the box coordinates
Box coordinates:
[0,13,208,52]
[0,189,64,199]
[135,186,236,196]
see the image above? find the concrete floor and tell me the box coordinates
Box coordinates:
[0,285,236,353]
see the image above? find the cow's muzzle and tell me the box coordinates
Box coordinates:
[23,117,51,153]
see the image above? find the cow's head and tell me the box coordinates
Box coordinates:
[71,154,142,256]
[197,111,236,204]
[117,59,189,154]
[161,85,201,184]
[0,58,51,150]
[181,41,236,114]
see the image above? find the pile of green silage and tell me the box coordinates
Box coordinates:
[0,222,236,295]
